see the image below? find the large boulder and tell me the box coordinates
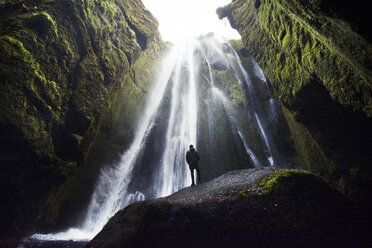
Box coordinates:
[87,168,367,247]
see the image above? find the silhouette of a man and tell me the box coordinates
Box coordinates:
[186,144,201,186]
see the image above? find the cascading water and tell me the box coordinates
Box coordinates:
[31,42,192,241]
[154,39,199,197]
[31,34,288,241]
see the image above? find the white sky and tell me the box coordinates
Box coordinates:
[142,0,240,43]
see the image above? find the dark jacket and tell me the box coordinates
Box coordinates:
[186,148,200,169]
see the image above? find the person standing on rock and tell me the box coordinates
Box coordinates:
[186,144,201,186]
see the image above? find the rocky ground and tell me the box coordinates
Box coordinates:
[17,238,87,248]
[87,167,369,248]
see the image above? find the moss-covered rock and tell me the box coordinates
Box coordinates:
[36,35,168,233]
[87,168,368,247]
[0,0,166,238]
[218,0,372,204]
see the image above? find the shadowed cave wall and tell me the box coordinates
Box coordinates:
[218,0,372,204]
[0,0,167,237]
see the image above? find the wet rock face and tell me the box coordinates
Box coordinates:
[0,0,165,237]
[87,168,366,248]
[218,0,372,203]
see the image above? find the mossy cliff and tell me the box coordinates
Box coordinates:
[0,0,166,237]
[218,0,372,203]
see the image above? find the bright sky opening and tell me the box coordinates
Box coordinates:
[142,0,240,43]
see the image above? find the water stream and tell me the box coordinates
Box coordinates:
[30,34,285,242]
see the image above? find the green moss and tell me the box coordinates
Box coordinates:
[0,0,166,236]
[229,39,243,51]
[221,0,372,116]
[219,0,372,203]
[36,33,168,229]
[0,35,60,160]
[236,189,250,199]
[212,68,247,108]
[281,106,332,174]
[258,169,311,195]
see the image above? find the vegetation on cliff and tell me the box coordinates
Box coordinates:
[0,0,166,237]
[217,0,372,204]
[1,0,370,242]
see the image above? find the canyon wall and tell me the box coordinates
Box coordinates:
[218,0,372,203]
[0,0,166,237]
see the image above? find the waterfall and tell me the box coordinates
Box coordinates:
[31,34,286,241]
[211,87,261,168]
[154,39,198,197]
[226,43,281,166]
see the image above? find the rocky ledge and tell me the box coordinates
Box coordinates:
[87,168,368,248]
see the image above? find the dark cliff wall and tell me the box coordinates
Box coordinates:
[0,0,166,237]
[218,0,372,203]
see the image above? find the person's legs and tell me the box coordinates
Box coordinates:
[190,168,195,186]
[195,166,201,184]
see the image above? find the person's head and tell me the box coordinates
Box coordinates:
[189,144,194,149]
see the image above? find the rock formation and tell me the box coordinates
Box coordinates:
[217,0,372,204]
[87,168,366,248]
[0,0,167,238]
